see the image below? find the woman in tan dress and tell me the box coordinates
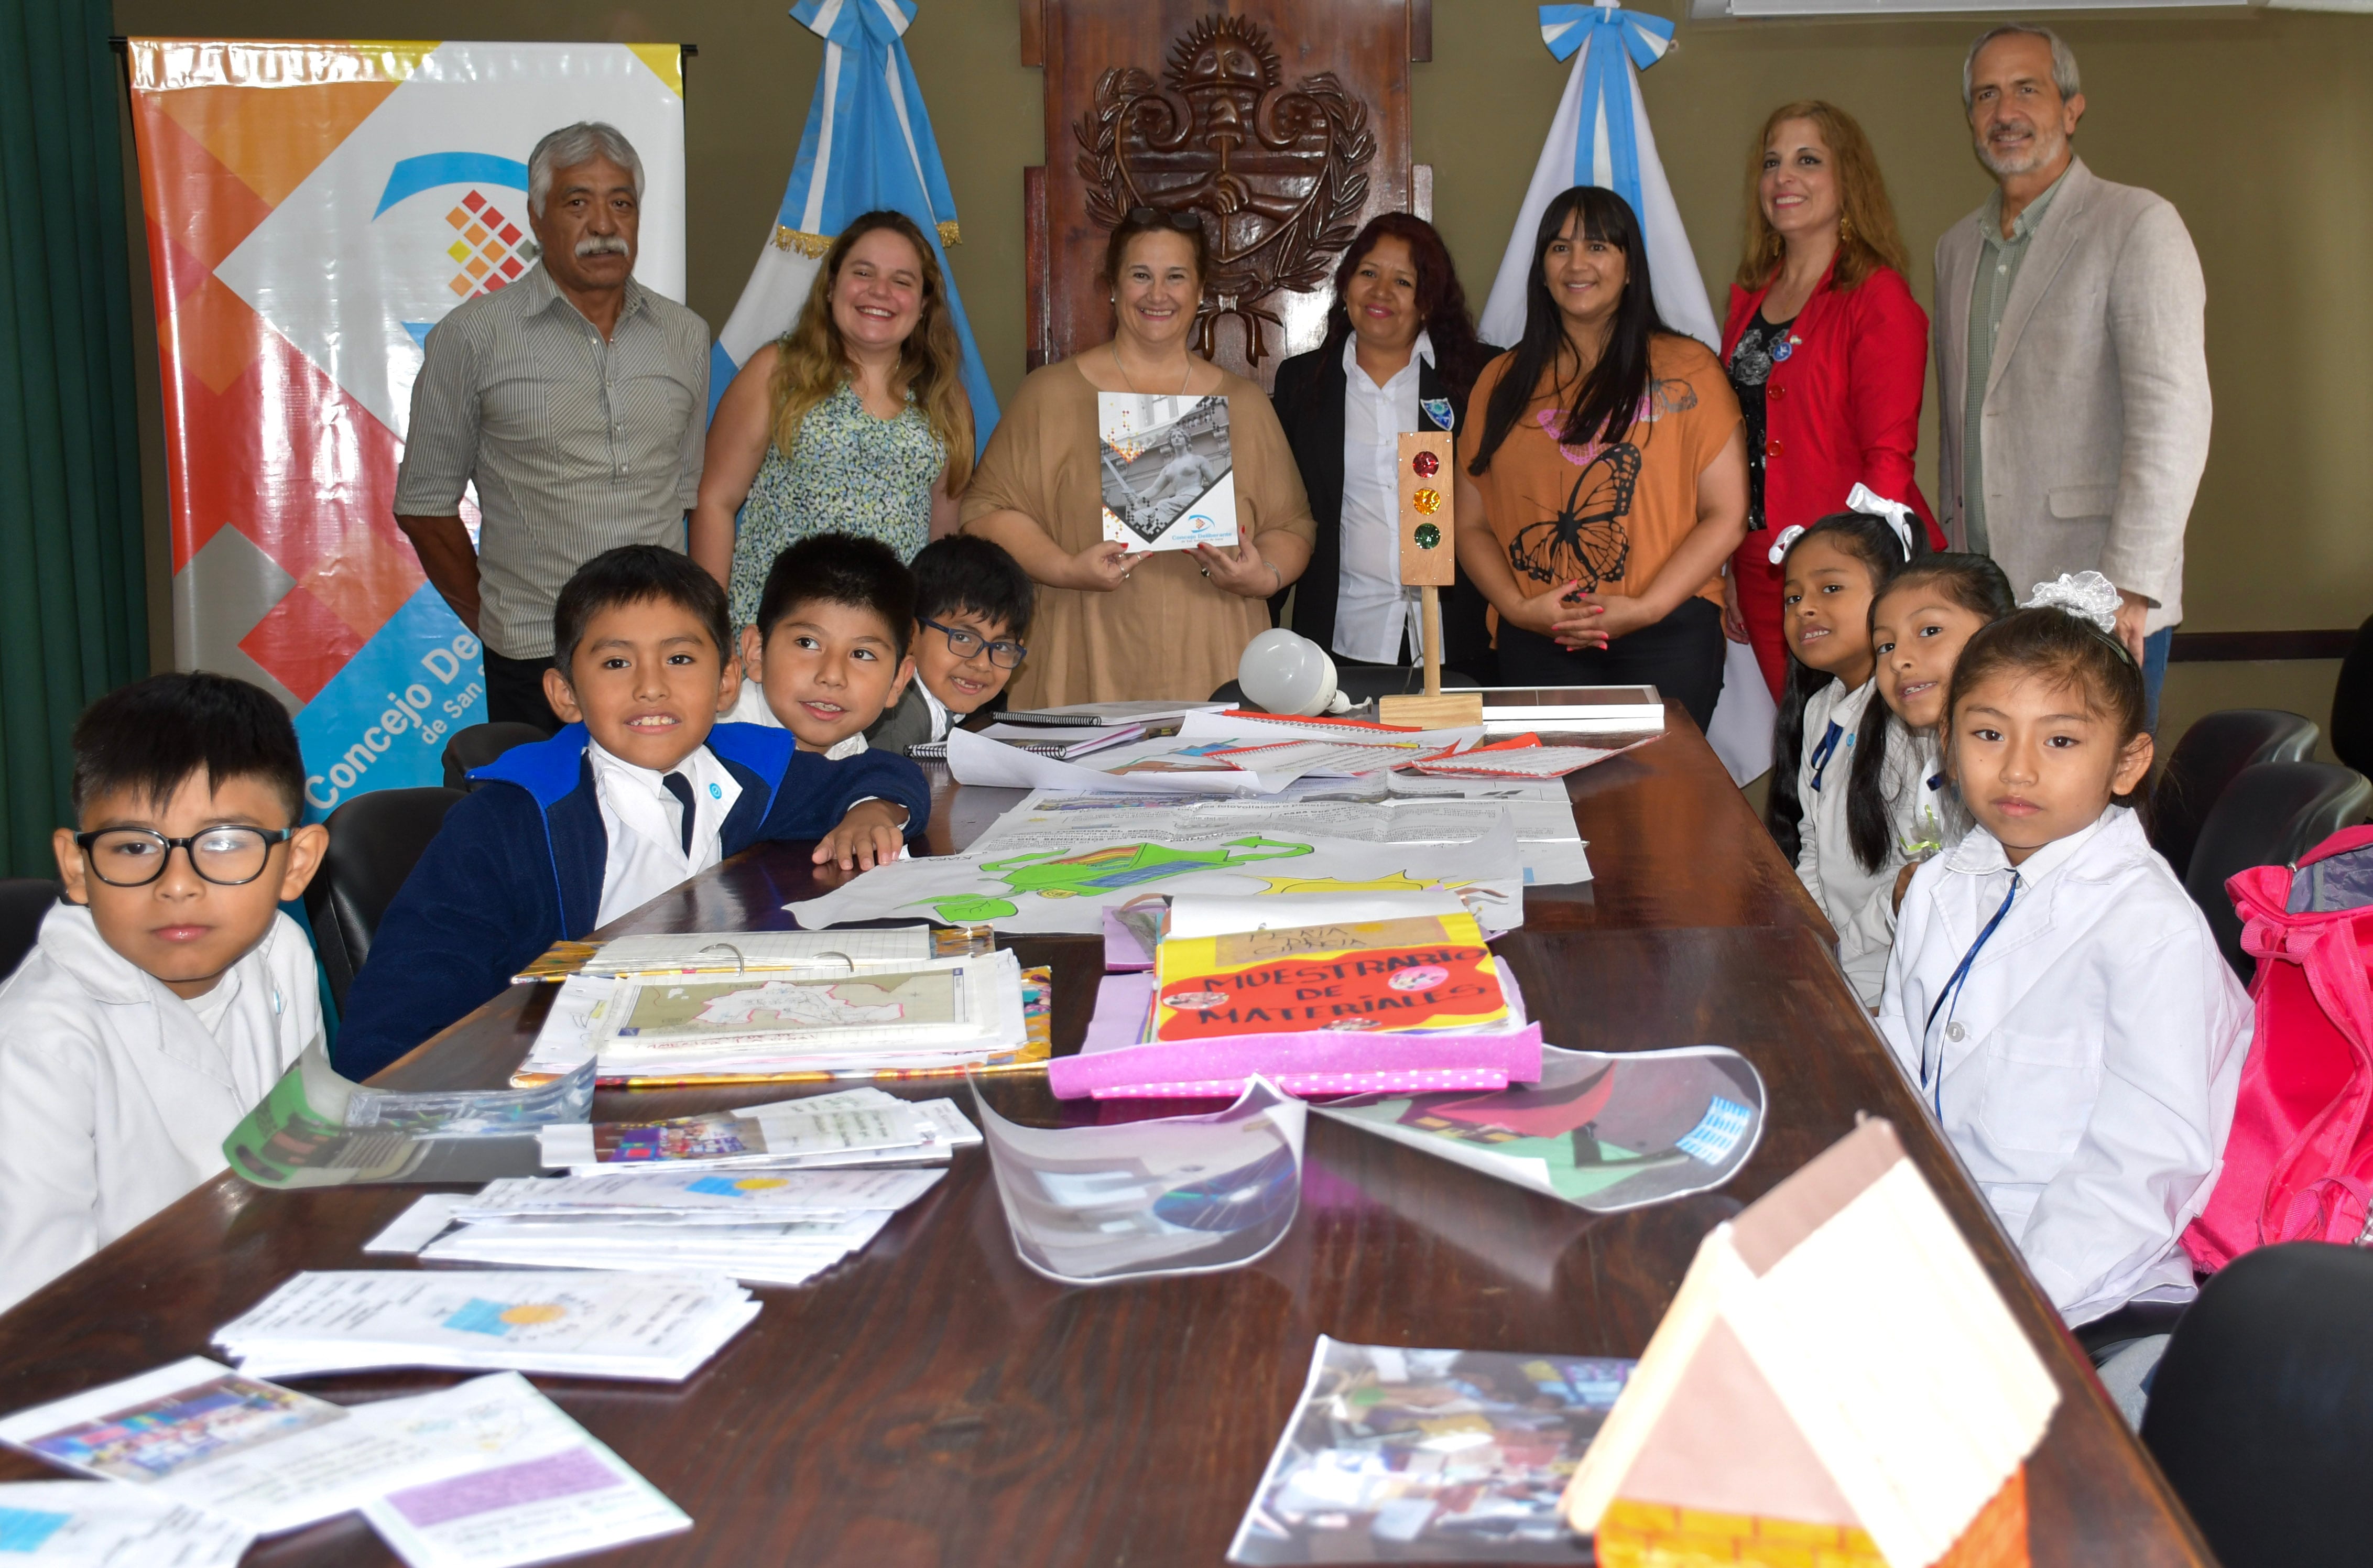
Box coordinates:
[961,209,1316,707]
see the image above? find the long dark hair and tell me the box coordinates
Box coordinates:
[1324,213,1493,404]
[1763,512,1924,866]
[1468,187,1667,476]
[1946,604,2151,812]
[1846,552,2018,863]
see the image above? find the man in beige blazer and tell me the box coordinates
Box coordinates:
[1934,23,2209,721]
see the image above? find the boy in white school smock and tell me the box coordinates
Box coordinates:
[0,673,328,1312]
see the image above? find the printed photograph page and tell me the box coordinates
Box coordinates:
[1228,1337,1634,1565]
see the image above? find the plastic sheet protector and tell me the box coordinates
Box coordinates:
[974,1077,1307,1284]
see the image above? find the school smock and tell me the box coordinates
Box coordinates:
[0,906,322,1313]
[1793,678,1897,1007]
[1831,721,1956,1007]
[1877,806,2251,1326]
[333,721,932,1082]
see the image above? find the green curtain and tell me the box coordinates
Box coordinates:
[0,0,147,878]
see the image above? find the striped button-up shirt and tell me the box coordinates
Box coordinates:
[1959,165,2069,557]
[394,264,710,659]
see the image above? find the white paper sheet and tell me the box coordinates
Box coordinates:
[0,1358,475,1536]
[962,782,1590,887]
[0,1482,252,1565]
[213,1273,758,1382]
[786,819,1528,934]
[358,1374,688,1568]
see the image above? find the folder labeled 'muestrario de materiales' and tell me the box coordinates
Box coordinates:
[1563,1117,2059,1568]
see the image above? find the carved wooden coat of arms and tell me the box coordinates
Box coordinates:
[1075,14,1376,367]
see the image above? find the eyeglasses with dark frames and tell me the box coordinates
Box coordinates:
[74,825,292,888]
[918,617,1028,670]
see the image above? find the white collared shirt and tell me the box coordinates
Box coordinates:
[1878,806,2252,1326]
[585,738,745,927]
[720,679,871,758]
[917,682,953,741]
[1334,330,1435,666]
[0,905,323,1312]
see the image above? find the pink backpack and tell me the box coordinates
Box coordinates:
[2184,825,2373,1272]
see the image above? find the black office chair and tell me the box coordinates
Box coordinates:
[1209,667,1484,709]
[441,722,549,791]
[2185,761,2373,981]
[2332,613,2373,778]
[302,786,465,1010]
[2142,1243,2373,1568]
[2149,709,2321,879]
[0,878,60,982]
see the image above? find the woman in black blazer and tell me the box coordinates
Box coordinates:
[1270,214,1498,678]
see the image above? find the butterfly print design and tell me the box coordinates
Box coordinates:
[1508,442,1641,591]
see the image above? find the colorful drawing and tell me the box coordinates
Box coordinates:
[916,836,1313,921]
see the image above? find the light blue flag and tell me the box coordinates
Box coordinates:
[1477,1,1717,354]
[711,0,998,450]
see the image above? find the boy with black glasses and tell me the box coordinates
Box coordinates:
[0,673,328,1311]
[867,535,1036,756]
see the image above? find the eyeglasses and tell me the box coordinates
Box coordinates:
[74,826,291,888]
[1126,206,1202,233]
[919,618,1027,669]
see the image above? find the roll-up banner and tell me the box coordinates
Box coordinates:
[124,40,687,818]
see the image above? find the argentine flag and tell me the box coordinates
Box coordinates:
[1481,3,1773,782]
[710,0,998,449]
[1478,2,1718,353]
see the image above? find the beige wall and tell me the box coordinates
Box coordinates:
[114,0,2369,716]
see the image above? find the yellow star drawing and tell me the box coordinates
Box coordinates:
[1254,870,1447,896]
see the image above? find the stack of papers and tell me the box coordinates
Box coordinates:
[213,1271,760,1382]
[512,945,1050,1088]
[367,1145,957,1288]
[535,1085,978,1177]
[0,1363,688,1565]
[994,700,1226,727]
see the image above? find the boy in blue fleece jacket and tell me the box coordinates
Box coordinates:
[335,546,929,1078]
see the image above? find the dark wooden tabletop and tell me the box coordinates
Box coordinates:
[0,713,2211,1566]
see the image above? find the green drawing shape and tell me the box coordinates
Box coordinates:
[915,836,1314,922]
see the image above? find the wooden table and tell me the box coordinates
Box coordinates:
[0,714,2211,1566]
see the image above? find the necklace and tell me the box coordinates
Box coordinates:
[1111,343,1193,397]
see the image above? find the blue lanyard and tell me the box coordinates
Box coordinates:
[1807,720,1844,792]
[1920,871,2022,1116]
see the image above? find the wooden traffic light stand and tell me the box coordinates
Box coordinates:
[1377,431,1485,728]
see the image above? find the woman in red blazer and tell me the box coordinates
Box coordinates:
[1722,101,1943,698]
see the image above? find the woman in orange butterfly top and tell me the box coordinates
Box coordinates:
[1454,187,1748,731]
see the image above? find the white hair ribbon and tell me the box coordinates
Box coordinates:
[1845,483,1917,561]
[2022,570,2122,634]
[1766,524,1808,567]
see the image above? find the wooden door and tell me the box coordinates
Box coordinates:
[1022,0,1431,388]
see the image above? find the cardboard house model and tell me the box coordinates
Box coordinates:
[1563,1117,2059,1568]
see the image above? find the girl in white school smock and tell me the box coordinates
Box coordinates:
[1878,574,2251,1328]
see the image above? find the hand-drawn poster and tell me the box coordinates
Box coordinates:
[1100,393,1238,552]
[785,822,1526,935]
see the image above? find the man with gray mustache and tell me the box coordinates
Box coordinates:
[396,122,710,729]
[1932,24,2209,729]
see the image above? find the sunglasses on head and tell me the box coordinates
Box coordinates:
[1126,206,1201,233]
